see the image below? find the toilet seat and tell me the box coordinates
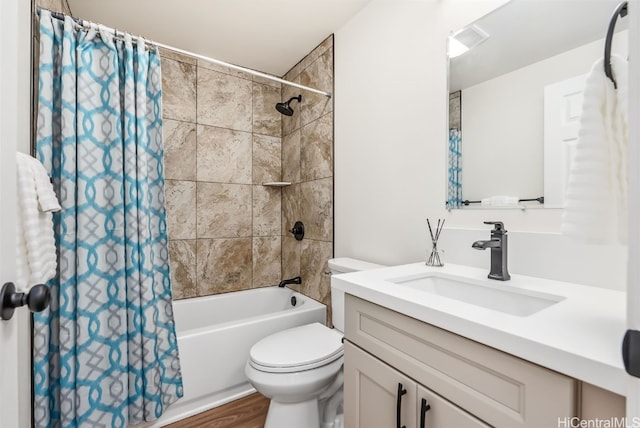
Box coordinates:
[249,323,343,373]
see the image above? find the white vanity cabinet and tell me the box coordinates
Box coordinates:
[343,294,581,427]
[345,341,489,427]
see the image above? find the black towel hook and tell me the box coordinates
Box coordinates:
[604,1,628,89]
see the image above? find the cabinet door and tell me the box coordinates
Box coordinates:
[344,341,417,428]
[417,385,490,428]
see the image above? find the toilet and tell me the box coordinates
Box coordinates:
[245,257,385,428]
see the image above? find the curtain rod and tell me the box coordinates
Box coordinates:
[153,41,331,97]
[44,8,332,98]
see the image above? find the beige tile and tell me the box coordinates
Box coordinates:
[449,91,461,130]
[165,180,196,240]
[253,135,281,184]
[197,183,252,238]
[281,76,302,136]
[197,125,252,184]
[169,240,197,299]
[305,36,334,70]
[161,58,196,122]
[37,0,71,13]
[164,119,196,181]
[197,238,252,295]
[301,239,333,309]
[301,113,333,181]
[253,237,282,288]
[253,186,281,236]
[253,83,282,137]
[300,47,333,127]
[253,73,282,89]
[197,58,250,80]
[282,184,301,239]
[300,178,333,241]
[197,68,252,131]
[283,35,333,82]
[282,130,300,184]
[282,236,301,281]
[158,47,197,65]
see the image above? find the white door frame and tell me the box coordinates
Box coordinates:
[628,0,640,421]
[0,0,35,426]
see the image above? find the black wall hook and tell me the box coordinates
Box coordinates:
[0,282,51,321]
[604,1,628,89]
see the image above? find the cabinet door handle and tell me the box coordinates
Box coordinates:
[396,383,407,428]
[419,398,431,428]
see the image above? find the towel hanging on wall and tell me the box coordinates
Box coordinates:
[561,55,628,244]
[15,152,61,290]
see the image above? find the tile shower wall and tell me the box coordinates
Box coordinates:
[281,36,335,325]
[161,49,284,299]
[33,8,334,311]
[36,0,71,14]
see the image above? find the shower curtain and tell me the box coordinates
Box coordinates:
[447,128,463,208]
[33,10,183,427]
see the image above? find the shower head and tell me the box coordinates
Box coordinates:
[275,95,302,116]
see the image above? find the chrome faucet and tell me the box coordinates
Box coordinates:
[472,221,510,281]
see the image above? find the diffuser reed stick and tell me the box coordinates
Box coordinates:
[426,218,445,267]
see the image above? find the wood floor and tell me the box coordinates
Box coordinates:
[166,393,269,428]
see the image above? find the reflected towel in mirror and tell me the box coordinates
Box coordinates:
[481,196,520,207]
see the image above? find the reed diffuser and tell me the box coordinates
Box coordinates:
[426,218,445,267]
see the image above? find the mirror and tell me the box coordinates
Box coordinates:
[447,0,628,209]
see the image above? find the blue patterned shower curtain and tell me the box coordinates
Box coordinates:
[33,10,183,427]
[447,128,463,208]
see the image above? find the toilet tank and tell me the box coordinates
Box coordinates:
[328,258,385,333]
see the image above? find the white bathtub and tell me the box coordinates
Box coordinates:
[140,287,326,427]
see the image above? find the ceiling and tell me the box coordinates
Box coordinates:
[450,0,628,91]
[66,0,372,76]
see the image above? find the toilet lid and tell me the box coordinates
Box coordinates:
[249,323,343,373]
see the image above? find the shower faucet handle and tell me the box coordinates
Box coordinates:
[289,221,305,241]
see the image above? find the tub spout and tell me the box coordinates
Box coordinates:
[278,276,302,287]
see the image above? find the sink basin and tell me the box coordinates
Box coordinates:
[389,273,565,316]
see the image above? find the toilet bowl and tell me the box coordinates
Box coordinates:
[245,258,385,428]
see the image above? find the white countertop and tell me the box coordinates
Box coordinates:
[332,263,628,395]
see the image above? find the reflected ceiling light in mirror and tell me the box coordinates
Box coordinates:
[448,38,469,58]
[448,24,489,58]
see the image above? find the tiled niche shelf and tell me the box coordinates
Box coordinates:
[262,181,292,187]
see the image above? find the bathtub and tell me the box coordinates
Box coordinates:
[139,286,326,427]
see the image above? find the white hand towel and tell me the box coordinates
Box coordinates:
[561,55,628,244]
[15,153,61,291]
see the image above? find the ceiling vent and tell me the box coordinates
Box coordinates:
[449,25,490,58]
